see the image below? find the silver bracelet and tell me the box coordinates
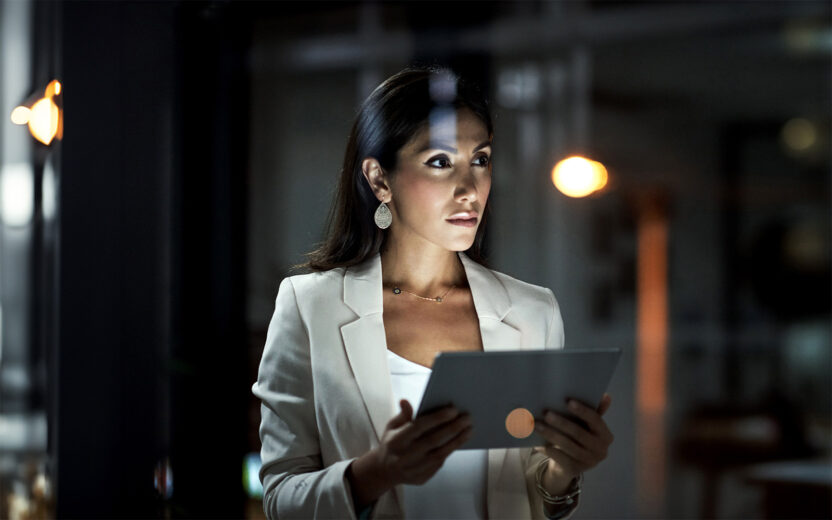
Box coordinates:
[535,458,583,506]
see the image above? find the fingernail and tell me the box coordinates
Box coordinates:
[546,411,555,421]
[568,400,579,411]
[535,424,543,432]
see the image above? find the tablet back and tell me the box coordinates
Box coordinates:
[415,348,621,450]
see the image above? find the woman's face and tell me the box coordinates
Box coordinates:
[386,108,491,253]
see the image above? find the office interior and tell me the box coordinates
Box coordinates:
[0,0,829,518]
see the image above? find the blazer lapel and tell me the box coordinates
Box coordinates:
[340,251,526,518]
[340,253,396,443]
[340,253,404,516]
[457,252,523,351]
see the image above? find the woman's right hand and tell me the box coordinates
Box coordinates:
[346,399,472,511]
[376,399,473,485]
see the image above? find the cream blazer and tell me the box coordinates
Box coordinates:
[252,251,570,519]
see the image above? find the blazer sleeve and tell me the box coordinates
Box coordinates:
[522,287,579,520]
[252,277,359,520]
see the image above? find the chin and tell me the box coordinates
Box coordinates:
[445,237,477,252]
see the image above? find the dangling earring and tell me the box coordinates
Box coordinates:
[374,201,392,229]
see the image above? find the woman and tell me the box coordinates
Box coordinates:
[252,67,614,519]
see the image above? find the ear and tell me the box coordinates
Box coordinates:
[361,158,392,203]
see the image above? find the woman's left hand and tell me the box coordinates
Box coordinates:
[534,393,614,492]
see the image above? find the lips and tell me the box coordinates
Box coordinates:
[446,217,478,227]
[446,210,478,227]
[447,211,478,219]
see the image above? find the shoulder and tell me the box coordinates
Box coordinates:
[487,266,559,315]
[278,267,346,305]
[461,252,555,309]
[469,259,564,347]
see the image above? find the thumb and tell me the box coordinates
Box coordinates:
[387,399,413,428]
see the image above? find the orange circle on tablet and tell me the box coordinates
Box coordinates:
[505,408,535,438]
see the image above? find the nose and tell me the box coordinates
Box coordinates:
[453,170,478,203]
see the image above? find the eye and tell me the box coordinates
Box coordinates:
[425,155,452,169]
[473,154,490,168]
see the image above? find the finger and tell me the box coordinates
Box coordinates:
[541,411,605,453]
[539,408,614,462]
[597,393,612,416]
[401,405,460,444]
[414,413,471,452]
[387,399,414,429]
[535,420,594,463]
[401,399,413,418]
[566,399,611,438]
[402,423,471,474]
[427,424,473,462]
[535,421,595,460]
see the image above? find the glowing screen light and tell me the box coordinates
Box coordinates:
[551,155,609,198]
[1,163,34,227]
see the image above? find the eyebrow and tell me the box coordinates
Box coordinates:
[415,140,492,154]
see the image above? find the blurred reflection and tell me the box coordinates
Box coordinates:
[41,157,55,222]
[243,452,263,499]
[2,457,52,520]
[153,457,173,500]
[636,196,669,514]
[781,118,816,152]
[0,163,33,227]
[1,0,57,517]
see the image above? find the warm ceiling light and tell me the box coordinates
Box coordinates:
[551,155,609,198]
[9,79,63,145]
[781,118,816,152]
[593,160,609,191]
[29,97,60,145]
[10,106,31,125]
[45,79,62,98]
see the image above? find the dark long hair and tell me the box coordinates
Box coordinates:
[302,66,493,272]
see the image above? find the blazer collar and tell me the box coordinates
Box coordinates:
[339,251,522,517]
[340,249,522,437]
[343,251,511,320]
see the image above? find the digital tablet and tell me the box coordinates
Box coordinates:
[415,348,621,450]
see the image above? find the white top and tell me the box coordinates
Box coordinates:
[386,349,488,519]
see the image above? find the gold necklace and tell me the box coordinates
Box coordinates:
[392,284,455,303]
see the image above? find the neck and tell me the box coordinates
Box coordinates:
[380,235,466,295]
